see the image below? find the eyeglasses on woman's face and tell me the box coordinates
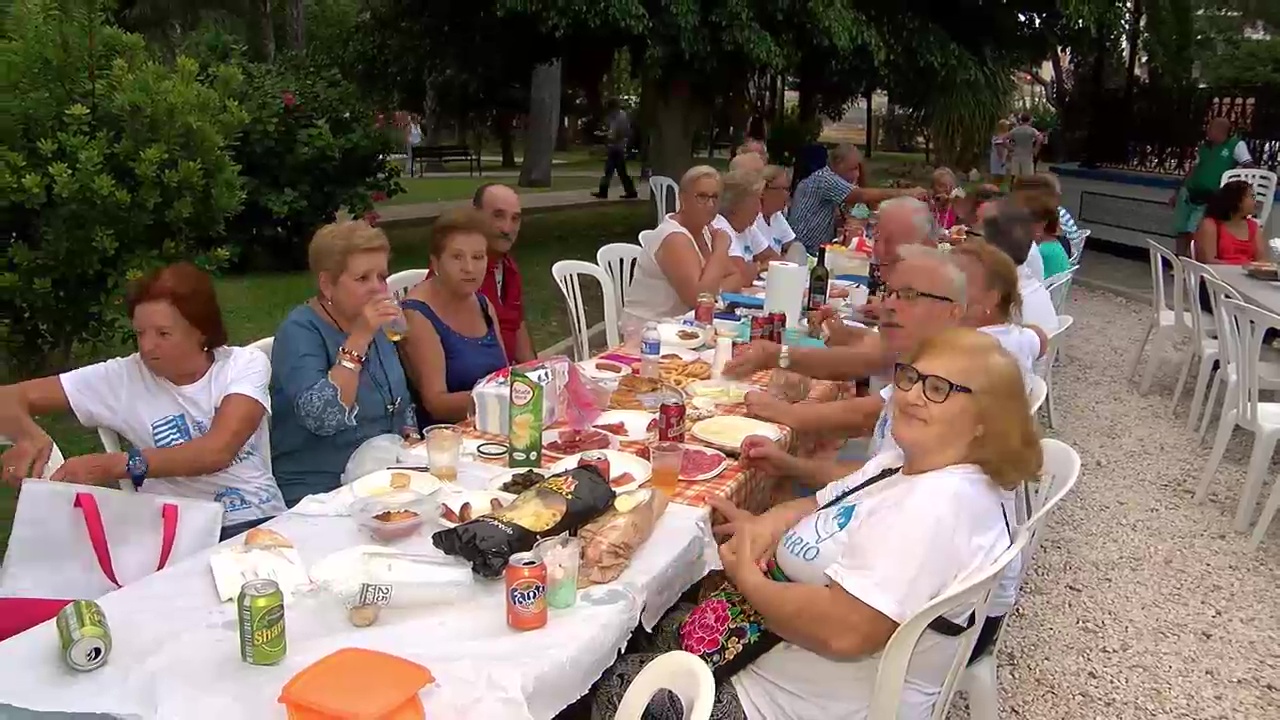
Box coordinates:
[893,362,973,403]
[883,286,955,304]
[691,192,720,205]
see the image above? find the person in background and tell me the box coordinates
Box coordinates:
[1170,117,1254,257]
[1007,113,1041,180]
[593,99,638,200]
[757,165,798,256]
[472,183,536,363]
[271,221,416,507]
[930,167,960,230]
[624,166,742,323]
[956,185,1002,231]
[399,209,509,428]
[1013,189,1071,279]
[1012,173,1082,259]
[982,200,1059,334]
[729,151,766,174]
[950,239,1048,386]
[788,143,926,255]
[0,263,285,538]
[1193,179,1265,267]
[712,169,779,285]
[990,120,1011,186]
[738,139,768,160]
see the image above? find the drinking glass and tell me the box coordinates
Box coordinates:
[382,298,410,342]
[423,424,463,482]
[648,441,684,495]
[534,535,582,609]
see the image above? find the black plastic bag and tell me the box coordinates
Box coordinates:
[432,466,616,578]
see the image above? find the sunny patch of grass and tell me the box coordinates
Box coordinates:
[381,175,600,206]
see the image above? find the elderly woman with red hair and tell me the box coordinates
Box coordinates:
[0,262,285,538]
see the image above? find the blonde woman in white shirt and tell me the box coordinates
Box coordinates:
[711,169,780,286]
[949,239,1048,386]
[757,165,798,255]
[623,166,744,322]
[591,328,1041,720]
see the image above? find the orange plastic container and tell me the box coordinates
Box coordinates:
[279,647,433,719]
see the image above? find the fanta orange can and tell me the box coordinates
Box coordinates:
[505,552,548,631]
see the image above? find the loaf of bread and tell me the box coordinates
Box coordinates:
[244,528,293,549]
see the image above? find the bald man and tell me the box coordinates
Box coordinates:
[1169,117,1254,256]
[473,183,536,363]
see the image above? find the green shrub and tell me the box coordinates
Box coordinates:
[0,0,247,375]
[766,110,823,168]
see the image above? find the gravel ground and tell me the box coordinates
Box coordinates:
[980,286,1280,719]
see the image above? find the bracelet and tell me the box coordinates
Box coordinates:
[337,357,361,372]
[338,345,366,365]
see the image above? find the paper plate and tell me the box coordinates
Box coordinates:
[578,358,633,381]
[486,467,553,494]
[689,416,783,452]
[657,322,708,349]
[591,409,656,441]
[684,379,752,405]
[349,470,442,499]
[436,489,519,528]
[674,444,730,482]
[541,427,620,456]
[550,449,652,492]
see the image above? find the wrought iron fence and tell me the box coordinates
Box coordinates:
[1082,85,1280,175]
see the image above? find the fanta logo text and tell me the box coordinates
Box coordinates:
[509,579,546,613]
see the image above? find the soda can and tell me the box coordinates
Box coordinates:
[56,600,111,672]
[732,338,750,359]
[578,450,611,482]
[658,397,686,443]
[694,293,716,325]
[768,311,786,343]
[238,579,286,665]
[506,552,548,631]
[749,313,770,343]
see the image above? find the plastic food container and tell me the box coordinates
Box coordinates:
[279,647,433,719]
[351,490,433,542]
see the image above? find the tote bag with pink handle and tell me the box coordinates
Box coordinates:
[0,480,223,599]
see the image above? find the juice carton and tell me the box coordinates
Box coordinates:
[508,367,544,468]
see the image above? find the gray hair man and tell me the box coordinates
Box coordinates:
[982,199,1059,333]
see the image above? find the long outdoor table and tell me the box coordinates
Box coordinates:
[1211,264,1280,315]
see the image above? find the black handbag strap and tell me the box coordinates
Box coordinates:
[816,464,903,511]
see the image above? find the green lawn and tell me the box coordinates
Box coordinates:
[0,203,651,554]
[382,175,601,206]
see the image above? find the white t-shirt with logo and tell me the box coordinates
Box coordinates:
[712,214,771,260]
[731,451,1011,720]
[60,346,285,525]
[1016,264,1059,335]
[753,212,797,254]
[978,323,1040,390]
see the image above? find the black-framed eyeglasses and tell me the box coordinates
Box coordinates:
[884,287,955,304]
[764,184,790,192]
[692,192,720,205]
[893,363,973,403]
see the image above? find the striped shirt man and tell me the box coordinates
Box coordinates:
[787,166,854,254]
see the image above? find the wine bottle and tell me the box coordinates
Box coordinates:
[808,245,830,311]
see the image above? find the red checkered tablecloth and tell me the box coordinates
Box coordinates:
[461,352,848,514]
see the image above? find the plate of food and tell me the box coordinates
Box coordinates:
[487,467,552,494]
[684,379,751,405]
[637,443,729,481]
[579,358,633,381]
[1245,261,1279,281]
[658,357,712,389]
[689,416,783,452]
[349,469,442,499]
[437,489,519,528]
[542,427,619,456]
[592,409,657,440]
[657,322,709,349]
[550,449,652,491]
[608,374,679,411]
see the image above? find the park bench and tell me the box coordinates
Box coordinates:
[409,144,481,177]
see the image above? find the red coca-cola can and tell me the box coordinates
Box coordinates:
[694,293,716,325]
[732,339,750,359]
[768,311,786,343]
[658,398,686,443]
[749,313,770,343]
[578,451,611,481]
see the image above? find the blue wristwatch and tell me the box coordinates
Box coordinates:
[125,448,149,489]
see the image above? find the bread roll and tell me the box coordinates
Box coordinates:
[244,528,292,549]
[390,472,411,489]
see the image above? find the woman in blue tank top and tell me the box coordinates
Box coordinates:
[398,209,511,429]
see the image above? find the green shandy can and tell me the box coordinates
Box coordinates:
[237,579,286,665]
[508,368,544,468]
[56,600,111,672]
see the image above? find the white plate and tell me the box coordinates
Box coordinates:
[684,379,752,405]
[437,489,519,528]
[657,347,701,361]
[591,409,656,441]
[349,469,442,499]
[689,416,783,452]
[486,467,553,493]
[541,428,620,456]
[673,444,730,482]
[578,358,633,380]
[657,322,708,348]
[550,449,652,492]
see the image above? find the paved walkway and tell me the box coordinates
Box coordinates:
[378,185,652,224]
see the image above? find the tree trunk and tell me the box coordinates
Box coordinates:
[520,60,562,188]
[256,0,275,63]
[496,115,516,168]
[796,70,818,126]
[286,0,305,52]
[648,76,701,179]
[1123,0,1144,104]
[863,86,875,158]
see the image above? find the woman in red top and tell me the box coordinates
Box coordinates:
[1193,180,1264,265]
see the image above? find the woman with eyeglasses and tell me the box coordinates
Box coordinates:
[756,165,798,256]
[590,328,1040,720]
[623,166,745,323]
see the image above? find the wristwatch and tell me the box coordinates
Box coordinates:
[778,344,792,369]
[125,447,149,489]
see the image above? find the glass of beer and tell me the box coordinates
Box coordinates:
[382,297,409,342]
[648,441,684,495]
[423,424,463,482]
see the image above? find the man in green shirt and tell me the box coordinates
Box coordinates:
[1169,117,1254,256]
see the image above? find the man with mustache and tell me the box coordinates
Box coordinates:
[473,183,536,363]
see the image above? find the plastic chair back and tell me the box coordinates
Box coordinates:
[1145,239,1187,329]
[597,243,645,323]
[614,650,715,720]
[1221,168,1277,227]
[1044,268,1075,314]
[1027,375,1048,414]
[1035,314,1074,379]
[388,268,429,302]
[1177,258,1220,340]
[1068,228,1090,266]
[248,336,274,358]
[551,260,620,361]
[649,176,680,222]
[1220,299,1280,430]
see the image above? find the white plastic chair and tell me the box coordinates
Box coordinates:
[387,268,429,301]
[614,650,714,720]
[1221,168,1277,228]
[1128,240,1196,395]
[1068,228,1090,266]
[0,435,66,479]
[247,336,274,358]
[1169,260,1222,428]
[1195,298,1280,532]
[596,243,644,327]
[551,260,620,360]
[94,427,135,492]
[1027,375,1048,415]
[649,175,679,222]
[965,440,1081,720]
[1043,268,1075,315]
[1034,315,1074,430]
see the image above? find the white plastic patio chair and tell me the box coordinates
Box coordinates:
[1221,168,1277,228]
[1027,375,1048,415]
[0,435,66,479]
[1170,259,1220,424]
[965,439,1081,720]
[1128,240,1197,395]
[1034,315,1074,430]
[95,427,135,492]
[247,336,274,358]
[387,268,428,301]
[1194,277,1280,442]
[551,260,620,361]
[596,243,644,327]
[1043,268,1075,315]
[1195,298,1280,532]
[1068,228,1090,267]
[649,175,679,222]
[614,650,714,720]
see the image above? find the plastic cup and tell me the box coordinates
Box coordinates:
[648,441,684,495]
[534,535,582,609]
[382,298,410,342]
[423,424,463,482]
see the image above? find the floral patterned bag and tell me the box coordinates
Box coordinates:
[679,466,903,681]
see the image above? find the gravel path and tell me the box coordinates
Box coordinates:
[986,286,1280,719]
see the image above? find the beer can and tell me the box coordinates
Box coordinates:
[238,579,286,665]
[506,552,548,631]
[56,600,111,672]
[578,450,611,482]
[768,311,786,343]
[658,397,686,443]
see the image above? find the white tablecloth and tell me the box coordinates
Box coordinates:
[0,478,718,720]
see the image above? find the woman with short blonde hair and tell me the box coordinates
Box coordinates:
[713,169,777,282]
[757,165,798,256]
